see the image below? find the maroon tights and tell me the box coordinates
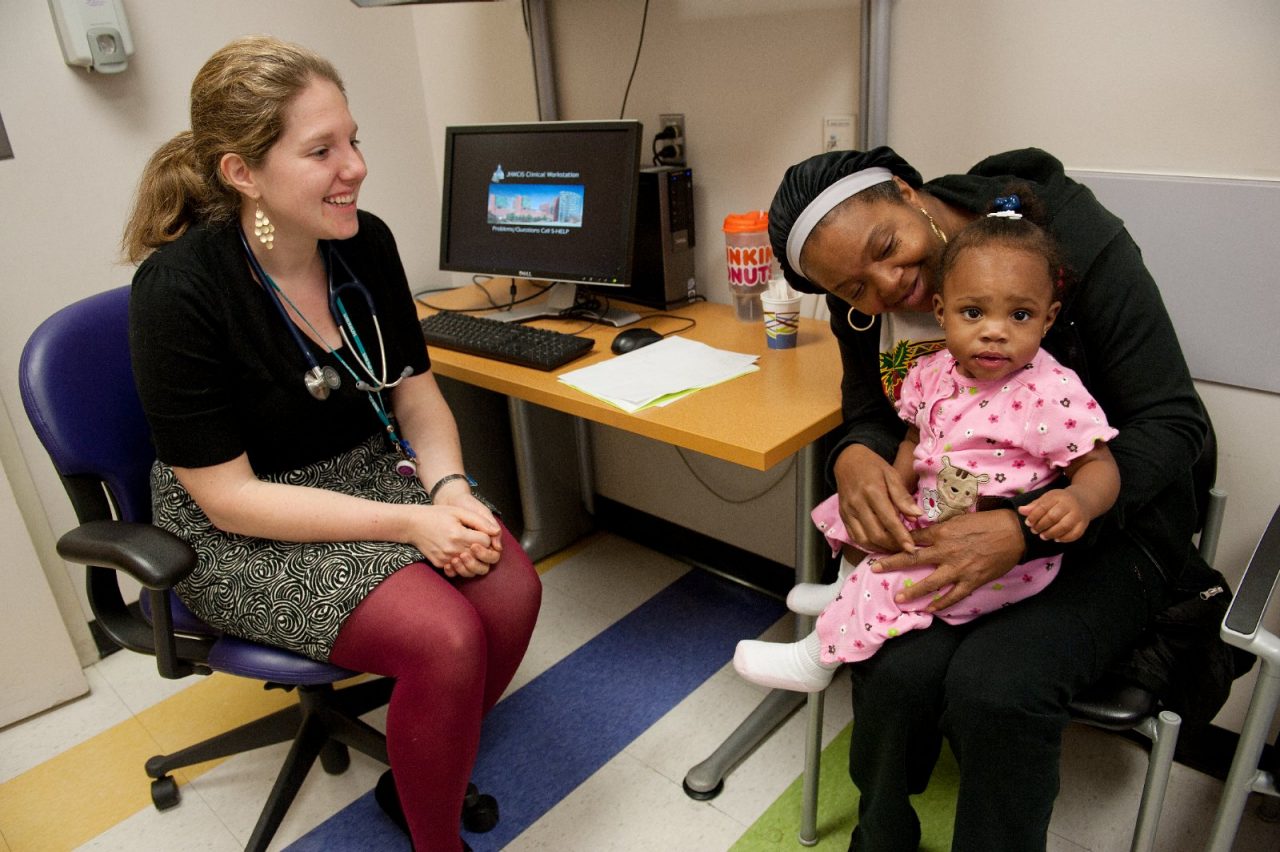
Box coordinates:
[329,524,541,851]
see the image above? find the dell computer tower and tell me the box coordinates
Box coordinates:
[627,166,697,309]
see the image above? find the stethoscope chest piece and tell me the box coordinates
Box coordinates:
[304,365,342,401]
[240,228,419,471]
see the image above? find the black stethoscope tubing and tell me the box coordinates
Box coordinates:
[238,228,418,474]
[237,229,411,400]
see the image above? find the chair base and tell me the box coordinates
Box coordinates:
[144,676,393,852]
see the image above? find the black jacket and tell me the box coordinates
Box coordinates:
[824,148,1208,573]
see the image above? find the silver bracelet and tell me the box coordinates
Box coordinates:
[428,472,477,502]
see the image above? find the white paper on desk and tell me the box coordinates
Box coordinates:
[558,336,759,413]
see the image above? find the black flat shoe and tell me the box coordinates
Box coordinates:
[462,782,500,833]
[375,771,500,839]
[374,769,409,835]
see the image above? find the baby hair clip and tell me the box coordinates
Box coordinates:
[989,194,1023,220]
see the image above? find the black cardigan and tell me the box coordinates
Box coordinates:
[824,148,1208,572]
[130,211,431,475]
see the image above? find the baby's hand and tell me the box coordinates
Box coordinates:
[1018,491,1088,543]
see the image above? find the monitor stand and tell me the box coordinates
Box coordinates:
[485,282,640,327]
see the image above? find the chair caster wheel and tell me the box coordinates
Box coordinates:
[319,740,350,775]
[462,783,499,833]
[151,775,180,810]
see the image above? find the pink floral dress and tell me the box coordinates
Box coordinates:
[813,349,1117,664]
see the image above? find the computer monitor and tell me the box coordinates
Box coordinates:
[438,120,643,326]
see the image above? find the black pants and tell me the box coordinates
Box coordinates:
[847,532,1166,852]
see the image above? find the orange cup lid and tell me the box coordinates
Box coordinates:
[723,210,769,233]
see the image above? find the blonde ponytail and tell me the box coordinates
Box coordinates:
[121,131,210,263]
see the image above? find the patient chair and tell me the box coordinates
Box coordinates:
[797,417,1225,852]
[19,286,394,851]
[1205,502,1280,852]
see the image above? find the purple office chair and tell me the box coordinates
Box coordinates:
[19,286,394,851]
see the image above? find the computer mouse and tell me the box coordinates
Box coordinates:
[611,327,664,355]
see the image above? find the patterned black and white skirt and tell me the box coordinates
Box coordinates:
[152,432,431,661]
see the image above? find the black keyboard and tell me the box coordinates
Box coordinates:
[420,311,595,371]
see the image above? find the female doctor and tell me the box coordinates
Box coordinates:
[123,36,540,852]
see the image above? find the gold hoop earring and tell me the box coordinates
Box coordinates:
[921,208,947,245]
[847,305,876,332]
[254,203,275,250]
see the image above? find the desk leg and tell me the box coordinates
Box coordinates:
[683,442,828,801]
[508,398,594,561]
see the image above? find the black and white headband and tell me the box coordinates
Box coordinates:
[784,166,894,279]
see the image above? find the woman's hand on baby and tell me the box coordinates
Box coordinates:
[834,444,923,554]
[1019,491,1088,543]
[408,503,502,578]
[871,509,1025,612]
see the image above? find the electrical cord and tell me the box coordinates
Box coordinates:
[638,312,697,337]
[618,0,651,119]
[416,277,703,337]
[652,129,680,167]
[675,449,796,505]
[413,278,552,314]
[520,0,543,119]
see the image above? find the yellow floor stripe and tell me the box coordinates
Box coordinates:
[0,671,296,851]
[532,531,606,575]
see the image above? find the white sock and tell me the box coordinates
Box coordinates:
[733,631,838,693]
[786,557,856,616]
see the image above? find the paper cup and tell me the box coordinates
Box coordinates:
[762,295,801,349]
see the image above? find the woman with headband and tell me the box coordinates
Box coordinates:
[767,147,1207,851]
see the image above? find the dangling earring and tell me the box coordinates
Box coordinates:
[254,202,275,250]
[847,305,876,332]
[921,208,947,245]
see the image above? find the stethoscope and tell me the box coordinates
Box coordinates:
[239,228,418,476]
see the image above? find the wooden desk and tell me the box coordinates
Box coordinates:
[419,286,843,471]
[419,282,839,817]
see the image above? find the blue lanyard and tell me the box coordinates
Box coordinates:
[239,229,417,471]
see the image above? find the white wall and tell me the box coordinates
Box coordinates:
[0,0,441,645]
[884,0,1280,733]
[548,0,860,564]
[412,2,540,196]
[886,0,1280,181]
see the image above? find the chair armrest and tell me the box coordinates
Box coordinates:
[56,520,196,589]
[1222,504,1280,658]
[57,520,205,678]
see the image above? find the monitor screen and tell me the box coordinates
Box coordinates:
[439,120,642,290]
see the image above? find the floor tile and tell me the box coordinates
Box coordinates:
[73,794,241,852]
[187,741,385,850]
[0,664,130,783]
[6,533,1279,852]
[506,751,745,851]
[94,644,199,716]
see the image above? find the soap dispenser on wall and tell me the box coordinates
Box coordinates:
[48,0,135,75]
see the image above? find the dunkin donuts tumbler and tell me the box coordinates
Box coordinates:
[723,210,774,321]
